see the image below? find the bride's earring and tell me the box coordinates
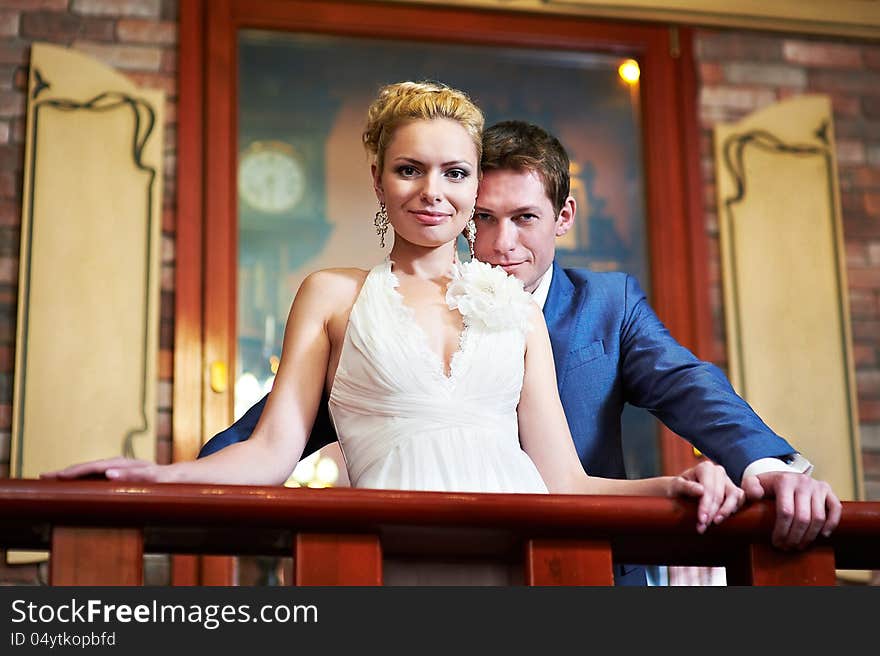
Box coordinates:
[374,202,389,248]
[464,210,477,260]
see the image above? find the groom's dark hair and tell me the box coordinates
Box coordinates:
[481,120,571,214]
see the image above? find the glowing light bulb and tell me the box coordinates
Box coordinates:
[315,457,339,485]
[290,452,318,486]
[618,59,640,84]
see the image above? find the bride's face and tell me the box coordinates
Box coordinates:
[372,118,479,250]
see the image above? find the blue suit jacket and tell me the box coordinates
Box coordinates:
[543,263,795,485]
[199,262,796,583]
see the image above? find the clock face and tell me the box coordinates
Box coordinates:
[238,141,305,214]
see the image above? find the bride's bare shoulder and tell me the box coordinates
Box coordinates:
[296,267,371,309]
[302,267,369,293]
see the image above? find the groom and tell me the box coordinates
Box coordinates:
[201,120,839,584]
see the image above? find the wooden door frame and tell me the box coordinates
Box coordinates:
[174,0,710,584]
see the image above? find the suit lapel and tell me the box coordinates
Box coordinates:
[543,261,582,384]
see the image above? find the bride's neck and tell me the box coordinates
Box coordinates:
[388,240,457,280]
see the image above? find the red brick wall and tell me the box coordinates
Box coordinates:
[695,29,880,501]
[0,0,177,584]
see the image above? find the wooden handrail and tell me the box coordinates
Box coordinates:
[1,479,878,585]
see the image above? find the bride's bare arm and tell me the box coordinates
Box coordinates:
[517,305,744,533]
[44,269,358,486]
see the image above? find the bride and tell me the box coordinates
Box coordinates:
[45,81,744,533]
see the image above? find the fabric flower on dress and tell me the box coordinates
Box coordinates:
[446,259,534,332]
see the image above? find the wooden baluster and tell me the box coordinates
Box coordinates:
[525,538,614,585]
[293,533,382,585]
[201,555,238,585]
[726,543,837,585]
[50,527,143,585]
[171,555,237,585]
[171,554,199,585]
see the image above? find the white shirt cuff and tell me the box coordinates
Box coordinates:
[742,453,813,479]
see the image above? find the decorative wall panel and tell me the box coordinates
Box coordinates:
[11,43,164,525]
[715,95,862,501]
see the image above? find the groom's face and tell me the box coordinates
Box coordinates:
[473,168,572,293]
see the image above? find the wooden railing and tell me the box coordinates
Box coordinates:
[1,479,878,585]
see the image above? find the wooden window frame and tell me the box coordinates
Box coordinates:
[174,0,710,584]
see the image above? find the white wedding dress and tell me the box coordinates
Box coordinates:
[328,259,548,496]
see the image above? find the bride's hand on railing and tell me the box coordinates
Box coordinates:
[669,460,746,534]
[41,457,166,482]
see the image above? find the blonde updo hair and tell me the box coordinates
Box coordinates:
[362,80,484,172]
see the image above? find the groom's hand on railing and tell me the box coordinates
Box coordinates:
[741,472,841,551]
[40,457,163,483]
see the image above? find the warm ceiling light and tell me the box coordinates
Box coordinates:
[618,59,640,84]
